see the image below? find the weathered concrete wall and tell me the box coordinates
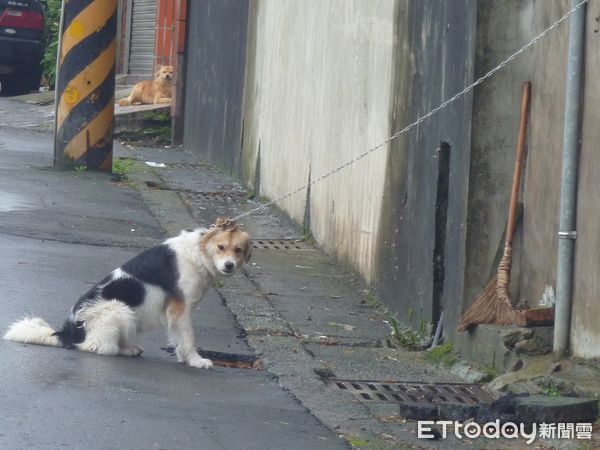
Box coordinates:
[182,0,249,172]
[464,0,600,359]
[241,0,477,330]
[377,0,476,328]
[242,0,477,327]
[517,0,600,359]
[181,0,600,359]
[519,1,569,312]
[241,0,396,281]
[463,0,534,310]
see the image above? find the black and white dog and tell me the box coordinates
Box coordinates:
[4,219,251,369]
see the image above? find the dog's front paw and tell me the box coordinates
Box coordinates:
[187,354,213,369]
[120,345,144,356]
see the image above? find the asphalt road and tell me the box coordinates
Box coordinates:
[0,108,347,450]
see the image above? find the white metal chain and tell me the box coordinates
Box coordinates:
[231,0,588,223]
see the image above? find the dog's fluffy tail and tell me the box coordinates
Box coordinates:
[4,317,62,347]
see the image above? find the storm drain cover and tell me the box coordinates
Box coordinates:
[252,239,314,251]
[166,162,210,170]
[162,347,261,369]
[188,191,246,201]
[329,380,495,405]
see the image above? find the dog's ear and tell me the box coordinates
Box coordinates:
[215,217,228,227]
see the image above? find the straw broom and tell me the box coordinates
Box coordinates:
[457,82,531,332]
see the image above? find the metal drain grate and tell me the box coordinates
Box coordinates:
[329,380,495,405]
[162,347,261,369]
[166,162,211,170]
[252,239,313,250]
[189,191,246,200]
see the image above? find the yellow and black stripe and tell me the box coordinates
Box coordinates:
[54,0,117,171]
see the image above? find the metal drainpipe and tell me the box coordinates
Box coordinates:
[554,0,587,361]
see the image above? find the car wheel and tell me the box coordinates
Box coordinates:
[0,75,18,96]
[24,66,42,92]
[0,68,40,96]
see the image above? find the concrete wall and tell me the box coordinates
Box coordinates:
[571,1,600,356]
[519,1,570,312]
[240,0,477,328]
[376,0,476,328]
[547,1,600,358]
[183,0,249,172]
[182,0,600,359]
[241,0,396,281]
[465,0,600,359]
[464,0,534,310]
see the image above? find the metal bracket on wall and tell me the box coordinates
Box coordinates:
[558,231,578,239]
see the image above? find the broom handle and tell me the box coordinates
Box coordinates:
[506,82,531,246]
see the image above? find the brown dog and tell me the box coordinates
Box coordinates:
[118,65,173,106]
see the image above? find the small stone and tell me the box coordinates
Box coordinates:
[503,329,533,349]
[508,358,524,372]
[514,337,551,356]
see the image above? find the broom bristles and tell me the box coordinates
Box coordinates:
[457,245,517,332]
[457,276,498,332]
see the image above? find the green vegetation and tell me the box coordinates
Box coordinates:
[480,365,498,382]
[390,317,430,351]
[145,111,170,122]
[362,290,432,351]
[117,126,171,146]
[74,164,87,173]
[346,436,370,449]
[362,290,380,308]
[115,112,172,146]
[112,158,134,181]
[426,342,458,367]
[301,229,315,245]
[540,381,561,397]
[343,434,400,450]
[42,0,61,89]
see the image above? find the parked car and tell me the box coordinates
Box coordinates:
[0,0,45,95]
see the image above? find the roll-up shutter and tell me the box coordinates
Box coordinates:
[128,0,157,76]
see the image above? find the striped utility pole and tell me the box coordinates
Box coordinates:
[54,0,117,171]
